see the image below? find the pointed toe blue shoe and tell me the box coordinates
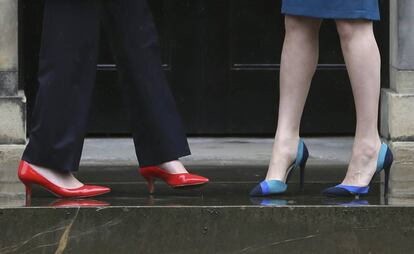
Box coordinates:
[322,143,394,197]
[250,139,309,197]
[249,180,288,196]
[322,185,369,197]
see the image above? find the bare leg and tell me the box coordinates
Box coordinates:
[336,20,382,187]
[266,15,321,181]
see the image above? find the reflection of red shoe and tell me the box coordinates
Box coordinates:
[140,166,209,194]
[50,199,110,207]
[18,161,111,200]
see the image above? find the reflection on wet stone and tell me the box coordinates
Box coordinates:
[0,167,413,253]
[0,182,389,207]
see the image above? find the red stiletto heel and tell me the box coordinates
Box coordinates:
[17,160,111,199]
[24,184,32,206]
[140,166,209,193]
[25,184,32,199]
[144,177,155,194]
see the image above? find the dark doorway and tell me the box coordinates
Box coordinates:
[21,0,389,136]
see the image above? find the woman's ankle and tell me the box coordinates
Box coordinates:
[158,160,188,174]
[274,134,300,145]
[266,137,300,181]
[352,136,382,155]
[28,163,84,189]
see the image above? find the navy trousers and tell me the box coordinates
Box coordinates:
[22,0,191,172]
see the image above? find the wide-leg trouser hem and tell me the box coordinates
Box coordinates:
[22,143,191,172]
[22,0,190,172]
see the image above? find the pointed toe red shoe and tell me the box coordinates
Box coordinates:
[18,160,111,200]
[139,166,209,194]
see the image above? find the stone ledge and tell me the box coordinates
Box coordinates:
[390,68,414,94]
[386,196,414,205]
[0,95,26,144]
[0,144,25,195]
[386,141,414,197]
[0,71,17,96]
[380,89,414,140]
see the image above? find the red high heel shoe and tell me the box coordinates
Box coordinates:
[140,166,209,194]
[18,161,111,200]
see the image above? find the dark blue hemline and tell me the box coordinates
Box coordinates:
[281,6,380,21]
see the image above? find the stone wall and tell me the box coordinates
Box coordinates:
[0,0,26,196]
[381,0,414,201]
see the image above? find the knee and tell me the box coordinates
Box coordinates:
[285,16,304,34]
[284,15,321,37]
[337,20,374,42]
[336,20,356,43]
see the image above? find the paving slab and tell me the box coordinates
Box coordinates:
[80,137,354,167]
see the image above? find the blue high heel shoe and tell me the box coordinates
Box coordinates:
[250,139,309,196]
[322,143,394,197]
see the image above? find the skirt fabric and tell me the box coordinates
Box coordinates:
[281,0,380,20]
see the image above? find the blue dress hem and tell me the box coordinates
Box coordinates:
[281,6,380,21]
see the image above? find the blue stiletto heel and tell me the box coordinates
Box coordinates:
[250,139,309,196]
[322,143,394,197]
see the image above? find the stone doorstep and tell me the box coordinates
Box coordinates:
[0,137,352,197]
[80,137,354,167]
[0,207,414,254]
[77,137,354,184]
[0,137,354,169]
[1,138,414,196]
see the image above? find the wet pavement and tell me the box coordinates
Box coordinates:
[2,181,414,254]
[2,167,414,254]
[5,137,405,208]
[0,182,395,208]
[2,161,412,208]
[1,138,413,253]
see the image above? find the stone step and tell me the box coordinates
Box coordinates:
[80,137,354,168]
[76,164,380,184]
[26,182,382,206]
[2,182,411,254]
[77,137,368,183]
[0,203,413,254]
[2,137,404,254]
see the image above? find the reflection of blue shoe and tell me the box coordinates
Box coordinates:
[323,143,394,197]
[250,198,289,206]
[323,199,369,206]
[250,139,309,196]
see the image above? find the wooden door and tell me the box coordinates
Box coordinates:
[22,0,389,136]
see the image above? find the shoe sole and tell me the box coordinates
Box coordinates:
[171,182,209,190]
